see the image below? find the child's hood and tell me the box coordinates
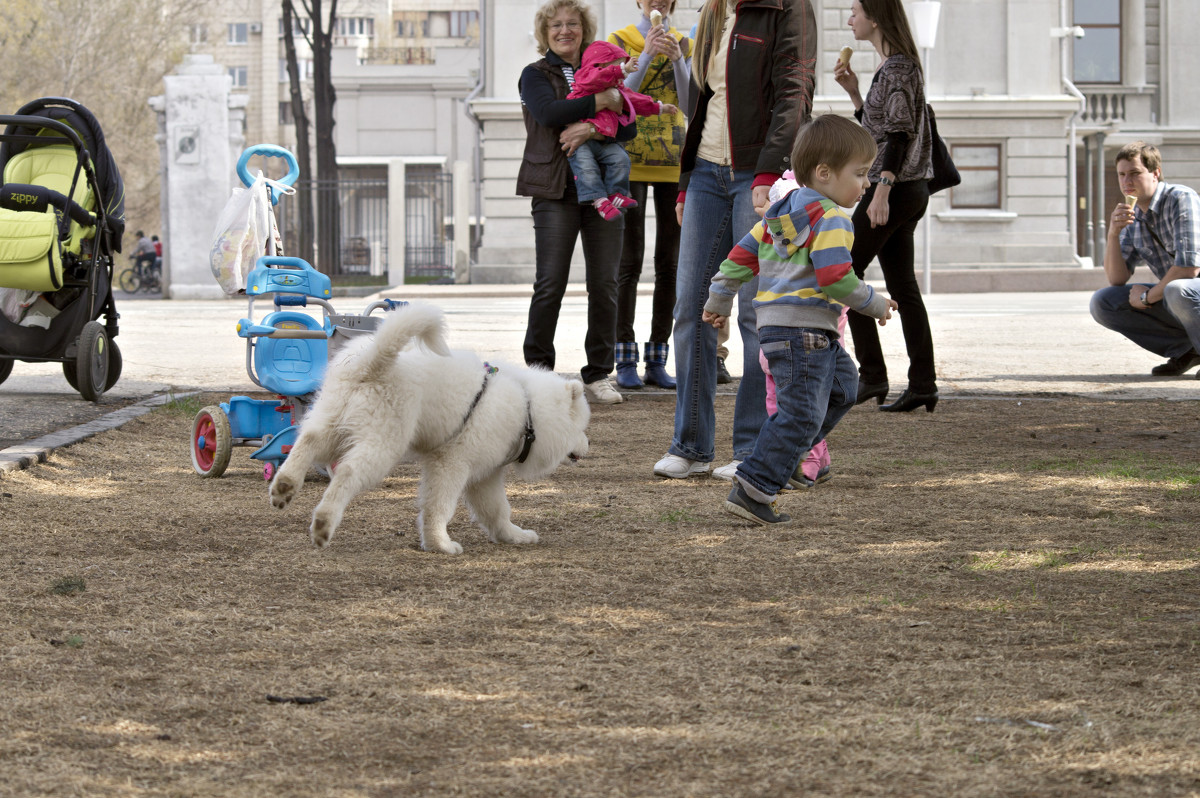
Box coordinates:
[581,41,630,70]
[762,186,827,261]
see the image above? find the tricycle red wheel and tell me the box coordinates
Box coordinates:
[191,406,233,478]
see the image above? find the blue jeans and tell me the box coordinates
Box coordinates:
[735,327,859,504]
[1090,278,1200,359]
[568,141,631,203]
[669,158,767,463]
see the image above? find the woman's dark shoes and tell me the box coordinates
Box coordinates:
[880,388,939,413]
[855,380,889,406]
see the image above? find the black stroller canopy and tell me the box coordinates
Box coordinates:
[0,96,126,249]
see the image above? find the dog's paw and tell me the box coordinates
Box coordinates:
[422,538,464,555]
[495,525,539,545]
[311,513,335,548]
[270,474,297,509]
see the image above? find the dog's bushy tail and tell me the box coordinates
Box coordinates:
[363,302,451,379]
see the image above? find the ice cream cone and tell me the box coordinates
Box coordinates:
[838,46,854,68]
[650,9,662,27]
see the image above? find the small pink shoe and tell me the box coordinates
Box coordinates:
[594,198,621,221]
[609,192,639,209]
[789,439,831,489]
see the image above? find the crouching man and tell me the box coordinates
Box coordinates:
[1090,141,1200,377]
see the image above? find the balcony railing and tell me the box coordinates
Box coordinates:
[362,46,435,66]
[1078,85,1157,127]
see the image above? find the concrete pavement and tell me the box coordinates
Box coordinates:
[3,285,1199,468]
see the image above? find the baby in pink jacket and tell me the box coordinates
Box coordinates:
[566,41,677,221]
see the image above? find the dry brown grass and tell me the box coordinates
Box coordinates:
[1,393,1199,797]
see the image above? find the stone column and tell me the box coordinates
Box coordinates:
[149,54,249,299]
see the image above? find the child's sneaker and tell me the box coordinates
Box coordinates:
[788,440,832,489]
[608,192,639,209]
[724,484,792,525]
[593,198,621,221]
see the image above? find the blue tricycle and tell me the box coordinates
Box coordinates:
[190,144,401,480]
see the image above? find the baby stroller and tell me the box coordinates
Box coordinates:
[190,145,402,480]
[0,97,124,401]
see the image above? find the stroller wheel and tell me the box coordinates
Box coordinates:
[105,340,122,391]
[192,406,233,478]
[74,321,110,402]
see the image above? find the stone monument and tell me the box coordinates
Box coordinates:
[149,54,248,299]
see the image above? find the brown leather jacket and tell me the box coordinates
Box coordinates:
[680,0,816,190]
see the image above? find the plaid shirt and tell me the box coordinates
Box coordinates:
[1120,181,1200,279]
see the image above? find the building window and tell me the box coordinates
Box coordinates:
[279,58,313,83]
[278,17,311,37]
[279,101,294,126]
[337,17,375,37]
[228,66,249,89]
[228,22,248,45]
[189,24,207,44]
[395,13,429,38]
[448,11,478,38]
[949,144,1001,209]
[1073,0,1121,83]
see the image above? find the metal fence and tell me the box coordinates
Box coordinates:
[275,172,455,281]
[405,169,454,281]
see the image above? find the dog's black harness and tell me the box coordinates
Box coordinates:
[444,363,535,465]
[512,396,536,465]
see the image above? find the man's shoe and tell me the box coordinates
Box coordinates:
[716,357,733,384]
[584,377,624,404]
[1151,351,1200,376]
[653,454,709,479]
[711,460,742,481]
[724,484,792,525]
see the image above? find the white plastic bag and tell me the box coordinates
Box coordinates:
[0,287,38,323]
[209,172,274,294]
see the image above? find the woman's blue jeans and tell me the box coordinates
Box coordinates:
[669,158,767,463]
[735,327,858,504]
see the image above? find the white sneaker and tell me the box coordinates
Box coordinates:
[711,460,742,481]
[653,454,709,479]
[584,377,624,404]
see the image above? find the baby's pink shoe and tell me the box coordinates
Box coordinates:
[608,192,638,209]
[593,198,621,221]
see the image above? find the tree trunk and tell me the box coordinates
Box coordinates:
[308,0,340,275]
[281,0,314,264]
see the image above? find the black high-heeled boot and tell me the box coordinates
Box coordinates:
[880,388,939,413]
[855,380,889,406]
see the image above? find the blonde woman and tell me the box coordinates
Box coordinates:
[518,0,634,404]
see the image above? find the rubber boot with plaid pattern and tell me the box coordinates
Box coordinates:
[643,342,676,389]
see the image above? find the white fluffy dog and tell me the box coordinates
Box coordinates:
[268,301,591,554]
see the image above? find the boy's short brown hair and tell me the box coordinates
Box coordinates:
[791,115,878,185]
[1115,141,1161,173]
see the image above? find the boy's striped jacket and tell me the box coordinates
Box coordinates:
[704,186,890,333]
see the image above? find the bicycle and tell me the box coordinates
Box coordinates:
[118,255,162,293]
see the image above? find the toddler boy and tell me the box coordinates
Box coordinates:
[702,114,897,525]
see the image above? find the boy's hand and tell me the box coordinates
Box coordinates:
[660,102,678,115]
[877,298,898,326]
[702,311,726,329]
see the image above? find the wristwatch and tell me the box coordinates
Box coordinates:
[878,176,895,186]
[1140,290,1156,306]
